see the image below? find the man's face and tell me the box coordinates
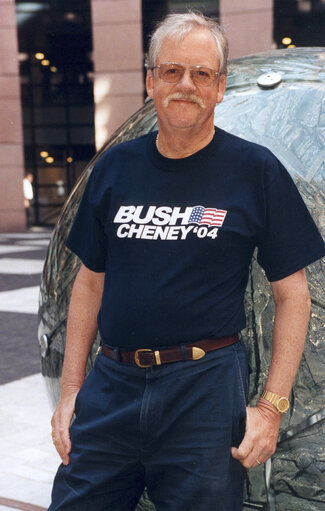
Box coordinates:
[146,29,226,133]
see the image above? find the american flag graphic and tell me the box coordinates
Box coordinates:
[188,206,227,227]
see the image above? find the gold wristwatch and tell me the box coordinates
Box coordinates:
[261,390,290,413]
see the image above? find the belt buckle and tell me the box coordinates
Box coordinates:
[134,348,154,368]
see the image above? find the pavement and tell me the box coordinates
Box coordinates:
[0,231,61,511]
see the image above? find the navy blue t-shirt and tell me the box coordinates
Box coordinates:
[67,128,325,349]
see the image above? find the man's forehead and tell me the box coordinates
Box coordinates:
[157,29,220,66]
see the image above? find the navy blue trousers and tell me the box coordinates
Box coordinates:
[49,340,248,510]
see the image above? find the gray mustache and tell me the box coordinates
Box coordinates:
[163,93,206,109]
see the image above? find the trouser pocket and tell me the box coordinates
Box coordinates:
[232,343,249,446]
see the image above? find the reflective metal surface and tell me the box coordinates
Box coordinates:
[257,71,282,89]
[38,49,325,510]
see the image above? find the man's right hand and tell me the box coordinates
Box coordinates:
[51,388,80,465]
[50,265,104,465]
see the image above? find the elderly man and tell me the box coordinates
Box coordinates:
[49,11,325,511]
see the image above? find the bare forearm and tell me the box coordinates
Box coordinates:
[263,272,311,398]
[232,269,311,468]
[51,265,104,464]
[60,264,105,397]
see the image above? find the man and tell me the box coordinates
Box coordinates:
[23,172,34,226]
[49,12,325,511]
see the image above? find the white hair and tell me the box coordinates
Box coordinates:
[147,11,229,75]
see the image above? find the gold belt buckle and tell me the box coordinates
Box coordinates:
[134,348,161,368]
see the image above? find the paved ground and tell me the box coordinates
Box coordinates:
[0,231,60,511]
[0,233,50,385]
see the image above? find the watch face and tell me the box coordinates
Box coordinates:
[278,397,289,413]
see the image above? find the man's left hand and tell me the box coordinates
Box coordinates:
[231,401,282,468]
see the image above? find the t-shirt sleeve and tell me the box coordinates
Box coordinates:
[66,166,108,273]
[257,157,325,282]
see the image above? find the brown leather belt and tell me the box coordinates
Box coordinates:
[99,334,239,368]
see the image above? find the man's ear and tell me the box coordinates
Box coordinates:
[146,69,154,100]
[216,74,227,104]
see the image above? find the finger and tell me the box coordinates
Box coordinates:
[51,418,72,465]
[238,441,275,468]
[232,443,267,468]
[231,432,254,461]
[249,458,263,469]
[244,445,274,469]
[245,453,265,469]
[60,427,72,460]
[53,429,71,465]
[50,392,78,465]
[251,453,270,468]
[241,432,277,468]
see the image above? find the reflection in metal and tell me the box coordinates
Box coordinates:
[278,408,325,444]
[265,459,274,510]
[39,333,49,358]
[38,49,325,510]
[39,316,67,358]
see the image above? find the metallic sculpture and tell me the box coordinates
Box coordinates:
[38,49,325,510]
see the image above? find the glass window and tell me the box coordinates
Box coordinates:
[16,0,95,226]
[274,0,325,48]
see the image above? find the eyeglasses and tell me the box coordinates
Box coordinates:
[151,63,220,87]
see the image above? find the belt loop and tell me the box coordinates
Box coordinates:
[181,345,187,361]
[114,347,121,363]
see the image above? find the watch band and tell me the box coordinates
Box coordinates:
[261,390,290,413]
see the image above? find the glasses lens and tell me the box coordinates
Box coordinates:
[157,64,217,86]
[159,64,184,83]
[192,67,214,86]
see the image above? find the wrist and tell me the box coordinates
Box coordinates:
[260,389,290,414]
[258,397,282,417]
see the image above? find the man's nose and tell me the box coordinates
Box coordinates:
[177,69,197,89]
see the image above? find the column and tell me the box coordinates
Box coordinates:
[0,0,25,231]
[91,0,144,150]
[220,0,274,59]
